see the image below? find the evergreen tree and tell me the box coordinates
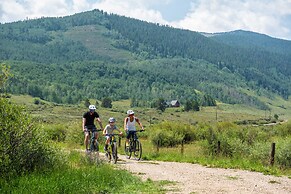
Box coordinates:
[101,97,112,108]
[84,98,90,108]
[155,98,166,112]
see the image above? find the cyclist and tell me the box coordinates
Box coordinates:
[82,105,103,151]
[103,117,123,151]
[124,110,144,147]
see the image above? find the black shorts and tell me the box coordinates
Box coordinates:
[85,125,97,132]
[126,131,137,139]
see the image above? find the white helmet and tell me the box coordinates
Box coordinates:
[89,105,96,110]
[109,117,116,123]
[127,110,134,115]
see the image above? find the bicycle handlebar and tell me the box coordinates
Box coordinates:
[104,133,122,136]
[84,129,102,132]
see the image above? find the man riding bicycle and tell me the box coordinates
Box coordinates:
[124,110,144,147]
[82,105,103,151]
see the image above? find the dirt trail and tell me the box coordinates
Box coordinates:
[112,154,291,194]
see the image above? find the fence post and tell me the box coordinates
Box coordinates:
[270,143,276,166]
[181,140,184,154]
[156,140,160,153]
[217,141,221,154]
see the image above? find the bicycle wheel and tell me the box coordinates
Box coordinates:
[112,143,118,164]
[108,151,112,163]
[133,140,142,161]
[93,140,99,152]
[124,141,132,159]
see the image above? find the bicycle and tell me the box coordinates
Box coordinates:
[124,130,143,160]
[104,133,120,164]
[86,129,102,163]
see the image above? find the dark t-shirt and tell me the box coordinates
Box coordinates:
[83,111,99,126]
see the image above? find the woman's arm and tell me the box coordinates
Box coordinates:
[124,117,128,131]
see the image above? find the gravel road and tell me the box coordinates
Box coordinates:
[113,154,291,194]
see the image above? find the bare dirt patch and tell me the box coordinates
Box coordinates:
[116,154,291,194]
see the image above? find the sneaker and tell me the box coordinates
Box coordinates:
[86,148,90,153]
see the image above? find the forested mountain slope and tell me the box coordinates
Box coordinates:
[0,9,290,109]
[207,30,291,56]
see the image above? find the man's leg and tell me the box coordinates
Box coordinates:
[84,132,89,150]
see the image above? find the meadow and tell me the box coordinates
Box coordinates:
[12,95,291,174]
[1,95,290,193]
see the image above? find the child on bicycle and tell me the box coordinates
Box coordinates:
[124,110,144,147]
[103,117,123,151]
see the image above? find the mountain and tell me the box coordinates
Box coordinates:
[0,9,290,109]
[205,30,291,56]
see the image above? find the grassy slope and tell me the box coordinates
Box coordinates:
[64,25,135,61]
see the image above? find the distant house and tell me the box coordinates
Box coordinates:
[170,100,180,107]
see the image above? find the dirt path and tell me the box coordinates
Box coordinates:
[113,154,291,194]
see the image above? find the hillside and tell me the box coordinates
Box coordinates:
[206,30,291,56]
[0,9,291,110]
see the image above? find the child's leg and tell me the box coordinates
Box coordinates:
[104,137,110,150]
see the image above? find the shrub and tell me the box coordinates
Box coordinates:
[150,122,196,147]
[276,139,291,168]
[65,122,84,145]
[42,124,67,142]
[33,98,41,105]
[249,142,270,165]
[274,121,291,137]
[0,98,62,179]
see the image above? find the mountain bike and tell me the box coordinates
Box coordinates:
[124,130,143,160]
[86,129,102,164]
[104,134,120,164]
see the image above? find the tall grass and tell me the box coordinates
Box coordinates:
[0,151,163,194]
[141,121,291,176]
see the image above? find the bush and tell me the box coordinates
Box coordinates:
[150,122,196,147]
[274,121,291,137]
[42,124,67,142]
[0,98,62,179]
[65,122,84,145]
[249,142,270,165]
[276,139,291,168]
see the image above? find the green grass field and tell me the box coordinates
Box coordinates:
[10,94,291,126]
[9,95,291,175]
[2,94,290,194]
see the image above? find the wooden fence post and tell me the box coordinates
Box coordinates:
[181,140,184,154]
[217,141,221,154]
[270,143,276,166]
[156,140,160,153]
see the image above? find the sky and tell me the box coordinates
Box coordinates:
[1,0,291,40]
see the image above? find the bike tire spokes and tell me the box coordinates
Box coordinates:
[133,140,142,161]
[124,141,131,159]
[112,143,118,164]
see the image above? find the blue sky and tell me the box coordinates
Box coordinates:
[1,0,291,40]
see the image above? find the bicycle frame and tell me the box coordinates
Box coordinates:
[87,129,101,152]
[85,129,102,165]
[125,130,143,160]
[105,134,119,164]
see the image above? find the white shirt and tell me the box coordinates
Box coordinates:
[126,117,136,131]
